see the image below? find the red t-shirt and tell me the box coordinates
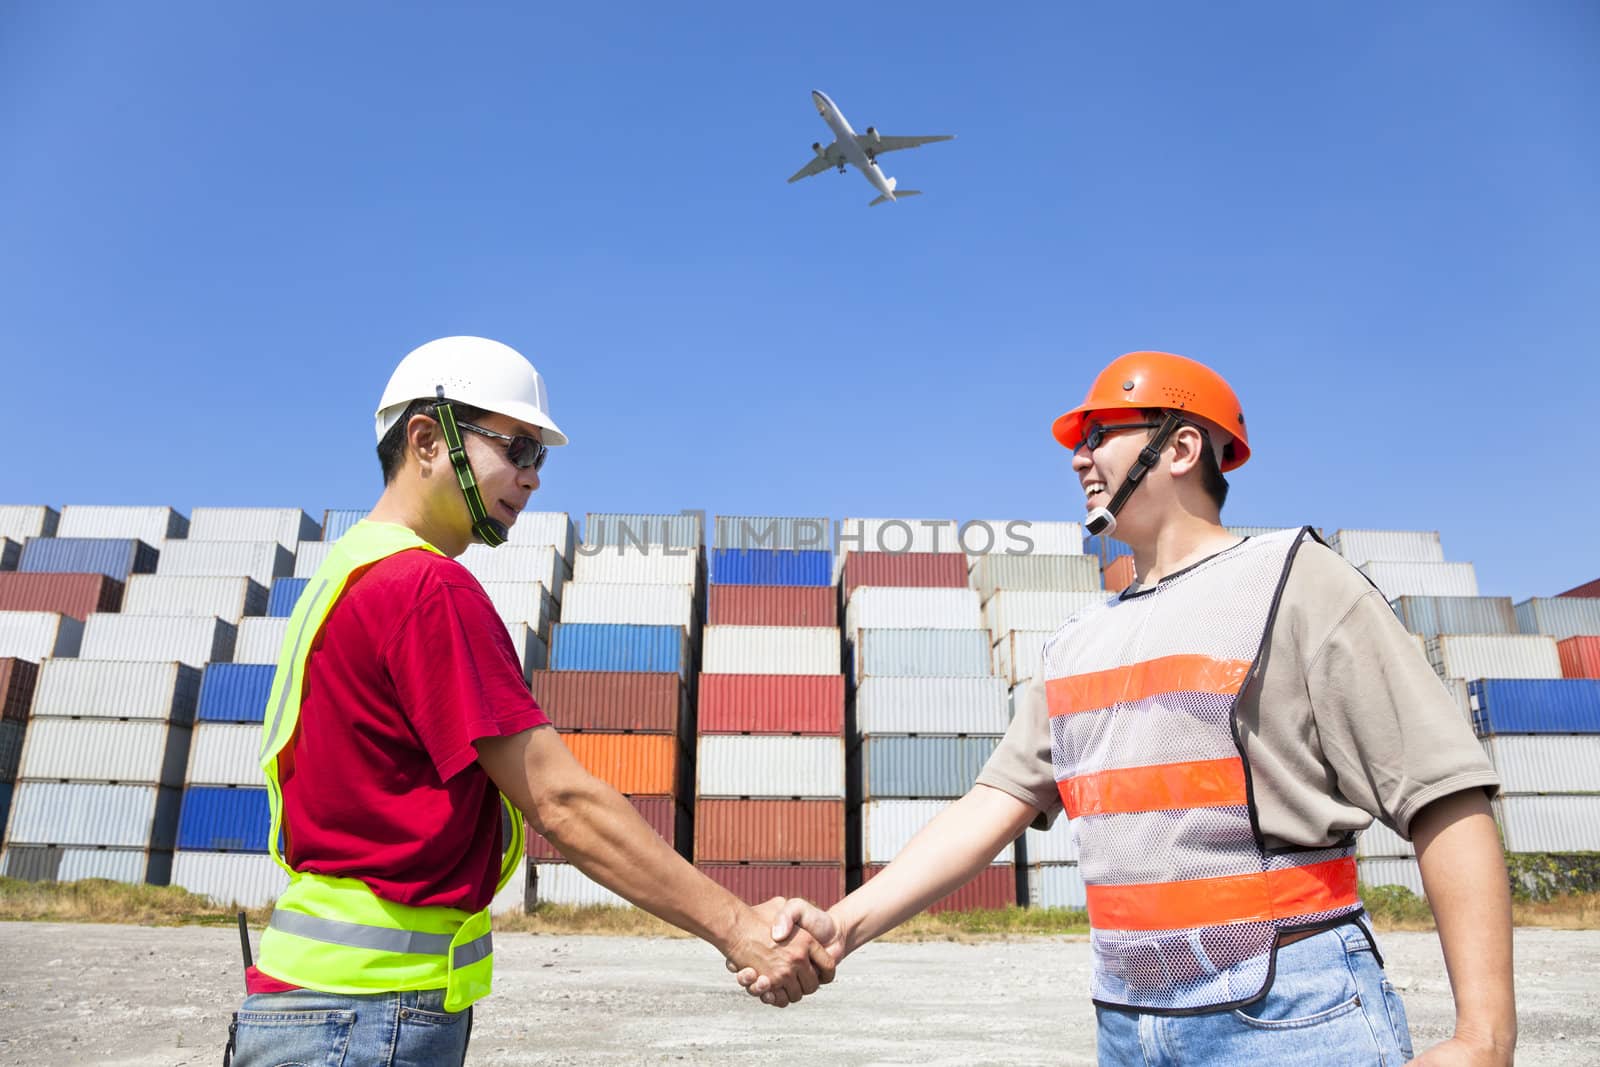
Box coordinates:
[248,547,549,994]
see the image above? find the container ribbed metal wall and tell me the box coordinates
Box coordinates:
[1390,596,1518,636]
[0,612,84,659]
[969,555,1103,601]
[983,591,1106,634]
[19,720,191,786]
[844,588,982,632]
[34,660,200,722]
[852,629,992,680]
[124,576,267,621]
[156,541,293,586]
[857,736,1002,797]
[1425,635,1561,681]
[1516,598,1600,640]
[713,516,831,551]
[696,736,845,798]
[57,506,188,543]
[854,677,1009,734]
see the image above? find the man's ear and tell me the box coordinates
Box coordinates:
[1167,424,1208,477]
[406,412,440,471]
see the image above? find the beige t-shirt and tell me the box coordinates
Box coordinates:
[977,539,1500,846]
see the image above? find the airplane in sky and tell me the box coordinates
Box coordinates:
[787,90,954,206]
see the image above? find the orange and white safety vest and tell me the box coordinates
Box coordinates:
[1045,527,1362,1012]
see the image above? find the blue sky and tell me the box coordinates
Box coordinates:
[2,3,1595,597]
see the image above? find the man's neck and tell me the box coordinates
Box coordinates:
[368,484,471,558]
[1126,512,1239,587]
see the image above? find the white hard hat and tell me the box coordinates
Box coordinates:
[374,336,569,446]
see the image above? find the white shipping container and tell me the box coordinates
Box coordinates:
[31,660,200,722]
[1357,857,1425,897]
[0,505,58,542]
[993,630,1052,686]
[861,799,1014,865]
[157,540,294,586]
[6,781,179,847]
[1358,561,1478,600]
[507,624,550,680]
[293,541,332,578]
[531,861,630,908]
[2,845,161,885]
[1027,864,1087,909]
[697,736,845,798]
[234,618,289,664]
[845,587,982,633]
[1023,819,1079,863]
[1496,795,1600,852]
[491,867,527,916]
[187,723,263,786]
[458,544,569,600]
[969,555,1103,601]
[506,512,577,559]
[1355,819,1414,858]
[714,515,832,551]
[19,719,191,786]
[57,505,188,543]
[701,627,839,675]
[571,547,699,586]
[1484,736,1600,793]
[983,591,1107,635]
[967,519,1084,558]
[480,582,556,634]
[171,851,288,908]
[122,576,267,622]
[1330,530,1445,566]
[854,677,1010,734]
[80,614,235,667]
[187,507,319,549]
[0,611,84,660]
[559,583,696,629]
[1425,635,1562,681]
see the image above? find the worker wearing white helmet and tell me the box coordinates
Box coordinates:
[225,337,832,1067]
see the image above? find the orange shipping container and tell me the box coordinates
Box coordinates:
[528,671,686,734]
[707,586,836,627]
[696,863,845,909]
[560,733,682,795]
[861,863,1018,912]
[1,658,40,722]
[694,799,844,862]
[697,674,844,735]
[1558,636,1600,680]
[1102,555,1137,594]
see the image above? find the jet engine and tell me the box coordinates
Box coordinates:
[812,142,827,159]
[865,126,881,145]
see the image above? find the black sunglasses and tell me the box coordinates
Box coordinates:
[457,421,548,471]
[1073,420,1165,453]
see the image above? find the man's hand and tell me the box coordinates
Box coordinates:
[728,897,844,1005]
[721,898,835,1008]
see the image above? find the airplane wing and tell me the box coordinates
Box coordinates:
[859,134,955,155]
[787,142,843,183]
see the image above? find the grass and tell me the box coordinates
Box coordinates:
[4,878,1597,937]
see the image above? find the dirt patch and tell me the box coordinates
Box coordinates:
[0,923,1595,1065]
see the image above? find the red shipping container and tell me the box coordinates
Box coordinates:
[528,795,683,861]
[1559,578,1600,598]
[560,734,682,795]
[707,586,836,627]
[694,799,844,862]
[842,553,968,597]
[528,671,686,734]
[1558,637,1600,680]
[861,863,1018,912]
[697,674,844,735]
[0,657,40,722]
[0,572,123,621]
[696,863,845,909]
[1102,555,1137,594]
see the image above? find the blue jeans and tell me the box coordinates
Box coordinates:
[1096,917,1414,1066]
[226,987,472,1067]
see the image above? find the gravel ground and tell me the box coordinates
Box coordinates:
[0,923,1594,1065]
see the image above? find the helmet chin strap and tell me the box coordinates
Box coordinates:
[433,386,508,548]
[1084,412,1186,538]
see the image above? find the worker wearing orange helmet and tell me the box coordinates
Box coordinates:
[739,352,1516,1065]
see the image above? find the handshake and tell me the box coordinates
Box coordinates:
[722,897,844,1008]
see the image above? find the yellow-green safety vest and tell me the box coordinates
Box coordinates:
[255,520,525,1012]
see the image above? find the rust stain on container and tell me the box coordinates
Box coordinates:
[694,799,844,862]
[0,573,123,621]
[560,733,681,795]
[697,674,844,735]
[0,658,40,722]
[861,863,1018,912]
[528,795,682,860]
[707,586,836,627]
[842,553,968,597]
[696,863,846,908]
[528,671,686,734]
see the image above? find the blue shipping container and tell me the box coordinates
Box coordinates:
[321,509,366,542]
[177,786,271,851]
[549,623,688,676]
[18,537,158,581]
[1082,533,1133,566]
[709,549,832,587]
[858,736,1003,797]
[197,663,277,723]
[1469,678,1600,736]
[267,577,309,618]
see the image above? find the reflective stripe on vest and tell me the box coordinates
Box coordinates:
[1043,528,1361,1013]
[255,520,526,1012]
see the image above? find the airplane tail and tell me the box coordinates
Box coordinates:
[869,189,921,206]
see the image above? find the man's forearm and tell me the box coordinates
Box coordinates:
[834,785,1038,957]
[1413,788,1517,1057]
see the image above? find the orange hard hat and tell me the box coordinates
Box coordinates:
[1051,351,1251,472]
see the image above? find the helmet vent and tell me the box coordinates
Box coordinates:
[1162,387,1196,408]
